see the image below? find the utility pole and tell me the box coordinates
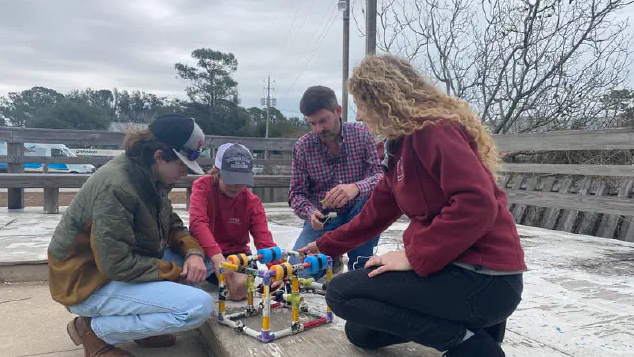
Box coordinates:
[265,76,271,138]
[339,0,350,122]
[261,77,276,160]
[366,0,377,55]
[261,76,277,138]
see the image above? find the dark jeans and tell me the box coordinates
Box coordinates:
[326,264,523,352]
[290,197,381,279]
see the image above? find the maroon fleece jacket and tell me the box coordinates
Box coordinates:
[315,122,527,277]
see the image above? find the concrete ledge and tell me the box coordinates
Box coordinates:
[0,261,47,282]
[198,297,439,357]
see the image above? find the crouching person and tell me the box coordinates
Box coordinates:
[47,114,214,357]
[187,143,282,301]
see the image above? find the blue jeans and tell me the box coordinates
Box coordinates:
[291,198,380,279]
[162,247,216,281]
[67,249,214,345]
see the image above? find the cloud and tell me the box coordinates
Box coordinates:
[0,0,369,120]
[5,0,630,123]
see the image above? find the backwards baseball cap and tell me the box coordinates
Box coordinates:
[215,143,254,187]
[149,114,205,175]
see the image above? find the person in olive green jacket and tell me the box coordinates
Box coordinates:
[47,114,213,357]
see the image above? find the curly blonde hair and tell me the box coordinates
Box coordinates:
[347,54,500,179]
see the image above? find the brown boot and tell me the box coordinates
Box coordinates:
[134,334,176,348]
[67,317,134,356]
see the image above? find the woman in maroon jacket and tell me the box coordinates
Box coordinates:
[299,55,526,357]
[188,142,279,300]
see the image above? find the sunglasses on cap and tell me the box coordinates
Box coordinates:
[158,141,202,161]
[180,146,201,161]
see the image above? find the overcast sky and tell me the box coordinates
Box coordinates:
[1,0,633,122]
[0,0,370,120]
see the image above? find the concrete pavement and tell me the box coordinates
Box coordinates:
[0,281,210,357]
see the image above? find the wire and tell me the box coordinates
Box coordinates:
[280,6,340,100]
[273,0,337,80]
[270,0,304,76]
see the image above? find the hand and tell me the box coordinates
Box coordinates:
[210,253,226,278]
[322,184,359,209]
[310,210,325,231]
[181,254,207,284]
[297,241,321,256]
[364,251,412,278]
[271,280,284,291]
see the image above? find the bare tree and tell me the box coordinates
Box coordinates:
[353,0,634,133]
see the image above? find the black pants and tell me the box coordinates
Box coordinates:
[325,264,523,352]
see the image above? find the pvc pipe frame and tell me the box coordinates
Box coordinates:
[215,254,334,343]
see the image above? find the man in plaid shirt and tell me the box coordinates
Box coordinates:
[289,86,383,277]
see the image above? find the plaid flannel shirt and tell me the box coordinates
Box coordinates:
[289,121,383,221]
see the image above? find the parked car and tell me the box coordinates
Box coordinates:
[0,142,96,174]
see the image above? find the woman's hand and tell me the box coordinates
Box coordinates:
[297,241,321,255]
[364,251,412,277]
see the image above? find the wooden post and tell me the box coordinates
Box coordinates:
[559,177,592,233]
[43,187,60,214]
[512,176,539,223]
[7,142,24,209]
[598,178,633,239]
[623,216,634,242]
[578,180,607,236]
[540,176,574,230]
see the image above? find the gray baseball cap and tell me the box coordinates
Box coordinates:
[214,143,254,186]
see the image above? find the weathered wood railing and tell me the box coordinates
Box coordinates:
[0,127,295,212]
[497,127,634,242]
[0,126,633,242]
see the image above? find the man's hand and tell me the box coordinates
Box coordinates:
[322,184,359,209]
[210,253,226,278]
[181,254,207,284]
[364,251,413,278]
[297,241,321,255]
[310,210,325,231]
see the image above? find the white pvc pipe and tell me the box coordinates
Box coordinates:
[243,326,261,339]
[218,319,238,329]
[273,327,294,339]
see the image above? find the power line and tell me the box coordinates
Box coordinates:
[281,6,340,100]
[272,0,335,79]
[270,0,303,76]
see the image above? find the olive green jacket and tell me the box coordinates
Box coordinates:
[47,154,203,306]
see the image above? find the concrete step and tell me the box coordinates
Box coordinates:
[0,281,211,357]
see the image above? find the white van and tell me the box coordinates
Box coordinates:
[0,142,96,173]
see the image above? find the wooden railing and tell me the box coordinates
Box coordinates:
[0,126,633,242]
[497,127,634,242]
[0,127,295,213]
